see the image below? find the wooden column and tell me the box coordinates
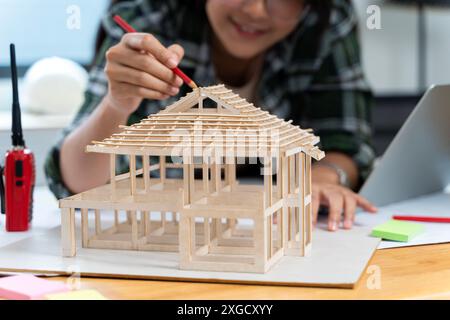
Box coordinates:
[161,212,166,229]
[190,217,196,257]
[202,161,209,194]
[179,216,191,268]
[255,209,268,272]
[160,156,166,183]
[143,155,150,193]
[299,153,306,256]
[305,154,312,246]
[203,217,210,248]
[143,211,151,236]
[61,208,76,257]
[127,210,138,250]
[281,155,289,249]
[226,158,237,232]
[129,154,136,195]
[227,160,236,191]
[264,156,273,208]
[81,208,88,247]
[95,209,101,235]
[189,159,195,201]
[214,157,221,193]
[114,210,119,227]
[110,154,116,199]
[183,155,193,205]
[288,155,295,243]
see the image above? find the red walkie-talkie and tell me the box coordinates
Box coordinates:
[0,44,35,232]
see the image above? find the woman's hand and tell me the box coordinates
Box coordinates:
[312,182,377,231]
[311,157,377,231]
[104,33,185,116]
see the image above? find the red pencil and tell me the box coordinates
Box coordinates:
[113,15,197,89]
[393,215,450,223]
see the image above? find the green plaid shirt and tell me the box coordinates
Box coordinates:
[45,0,375,199]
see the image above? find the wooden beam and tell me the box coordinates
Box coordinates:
[143,155,150,193]
[61,208,76,257]
[281,155,288,248]
[160,156,166,183]
[130,210,138,250]
[95,209,101,235]
[202,162,209,194]
[110,154,116,199]
[81,208,88,247]
[130,154,136,195]
[264,156,273,208]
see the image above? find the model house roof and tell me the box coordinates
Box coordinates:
[87,84,324,159]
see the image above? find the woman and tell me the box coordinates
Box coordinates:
[45,0,377,232]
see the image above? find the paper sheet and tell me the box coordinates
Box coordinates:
[356,192,450,249]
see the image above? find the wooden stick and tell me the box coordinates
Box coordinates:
[281,155,288,248]
[214,157,221,193]
[144,211,151,236]
[130,154,136,195]
[264,156,273,208]
[114,210,119,227]
[130,210,138,249]
[95,209,101,235]
[143,155,150,193]
[203,217,210,248]
[110,154,116,199]
[183,155,192,205]
[61,208,76,257]
[306,155,312,245]
[300,153,306,255]
[202,162,209,194]
[160,156,166,183]
[81,208,89,247]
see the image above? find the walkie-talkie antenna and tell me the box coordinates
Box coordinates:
[10,43,25,147]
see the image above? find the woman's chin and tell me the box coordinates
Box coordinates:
[221,42,266,60]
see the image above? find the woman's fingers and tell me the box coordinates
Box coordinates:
[355,193,378,213]
[110,81,170,101]
[343,195,357,229]
[105,62,179,97]
[311,183,378,232]
[168,43,185,61]
[124,33,179,69]
[106,46,183,87]
[325,191,344,231]
[103,33,187,114]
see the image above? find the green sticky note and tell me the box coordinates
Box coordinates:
[371,220,425,242]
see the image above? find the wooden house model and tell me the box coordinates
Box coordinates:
[60,84,325,273]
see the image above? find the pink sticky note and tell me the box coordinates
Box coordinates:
[0,274,70,300]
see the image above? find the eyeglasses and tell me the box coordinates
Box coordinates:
[213,0,306,22]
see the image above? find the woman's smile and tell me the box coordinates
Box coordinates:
[229,16,270,39]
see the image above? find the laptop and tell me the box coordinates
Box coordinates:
[359,85,450,207]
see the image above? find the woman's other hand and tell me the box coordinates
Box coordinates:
[312,153,377,231]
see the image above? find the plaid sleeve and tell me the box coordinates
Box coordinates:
[304,2,376,186]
